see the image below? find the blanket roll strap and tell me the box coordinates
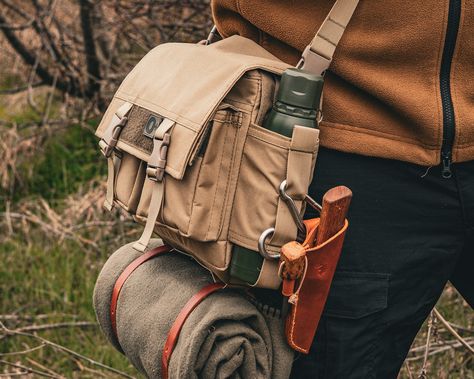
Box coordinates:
[285,218,349,353]
[109,245,226,379]
[161,282,225,379]
[110,244,173,339]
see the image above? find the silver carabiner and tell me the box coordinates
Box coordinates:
[257,182,324,260]
[279,180,306,236]
[305,193,323,213]
[258,228,280,259]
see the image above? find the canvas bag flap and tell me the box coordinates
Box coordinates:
[96,35,291,180]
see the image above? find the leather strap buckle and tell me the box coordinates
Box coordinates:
[147,131,171,182]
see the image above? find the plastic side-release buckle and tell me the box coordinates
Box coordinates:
[146,131,171,182]
[99,116,128,158]
[297,45,332,76]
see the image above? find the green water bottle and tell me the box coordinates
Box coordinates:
[230,68,324,285]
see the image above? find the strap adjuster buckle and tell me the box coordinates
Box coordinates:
[297,46,332,75]
[100,116,128,158]
[147,132,171,182]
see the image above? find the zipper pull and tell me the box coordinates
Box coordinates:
[441,153,452,179]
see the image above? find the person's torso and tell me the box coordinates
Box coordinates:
[211,0,474,166]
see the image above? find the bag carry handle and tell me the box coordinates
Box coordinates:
[298,0,359,75]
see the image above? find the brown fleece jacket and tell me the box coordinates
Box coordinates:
[211,0,474,166]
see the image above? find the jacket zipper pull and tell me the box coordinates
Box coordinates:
[441,153,452,179]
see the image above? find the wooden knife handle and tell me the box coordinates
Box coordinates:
[315,186,352,245]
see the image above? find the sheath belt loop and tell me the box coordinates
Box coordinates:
[100,102,133,211]
[298,0,359,75]
[269,126,320,249]
[133,118,175,252]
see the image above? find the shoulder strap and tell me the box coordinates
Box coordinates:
[299,0,359,75]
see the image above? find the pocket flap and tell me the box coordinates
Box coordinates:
[324,271,390,319]
[96,36,290,180]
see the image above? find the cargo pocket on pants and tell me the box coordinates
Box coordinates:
[317,271,390,379]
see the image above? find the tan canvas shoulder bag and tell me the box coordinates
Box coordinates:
[96,0,359,289]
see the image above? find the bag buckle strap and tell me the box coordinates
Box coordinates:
[99,115,128,158]
[146,118,175,182]
[146,132,171,182]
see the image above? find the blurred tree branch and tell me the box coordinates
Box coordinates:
[0,0,212,113]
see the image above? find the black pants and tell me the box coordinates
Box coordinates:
[290,147,474,379]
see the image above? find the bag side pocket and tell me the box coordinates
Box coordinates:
[229,124,291,250]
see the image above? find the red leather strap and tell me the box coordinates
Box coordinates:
[161,282,225,379]
[110,244,172,339]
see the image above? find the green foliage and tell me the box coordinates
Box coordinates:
[29,124,104,201]
[5,123,106,205]
[0,236,140,378]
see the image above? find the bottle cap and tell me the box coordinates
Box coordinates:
[276,68,324,110]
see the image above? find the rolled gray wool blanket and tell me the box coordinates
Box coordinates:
[93,239,294,379]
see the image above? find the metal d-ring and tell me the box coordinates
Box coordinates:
[258,228,280,260]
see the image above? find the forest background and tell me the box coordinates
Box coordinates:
[0,1,472,378]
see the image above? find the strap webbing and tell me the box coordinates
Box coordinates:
[300,0,359,74]
[100,101,133,211]
[104,154,122,211]
[269,126,320,250]
[133,118,175,252]
[133,180,165,251]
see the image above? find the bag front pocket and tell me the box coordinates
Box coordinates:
[136,105,243,242]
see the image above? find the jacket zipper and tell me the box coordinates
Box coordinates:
[439,0,461,178]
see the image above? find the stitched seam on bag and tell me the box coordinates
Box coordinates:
[227,125,248,245]
[251,73,262,125]
[114,94,200,132]
[248,126,290,146]
[247,133,290,150]
[215,117,241,240]
[183,156,205,235]
[220,98,253,110]
[115,61,288,132]
[204,121,230,240]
